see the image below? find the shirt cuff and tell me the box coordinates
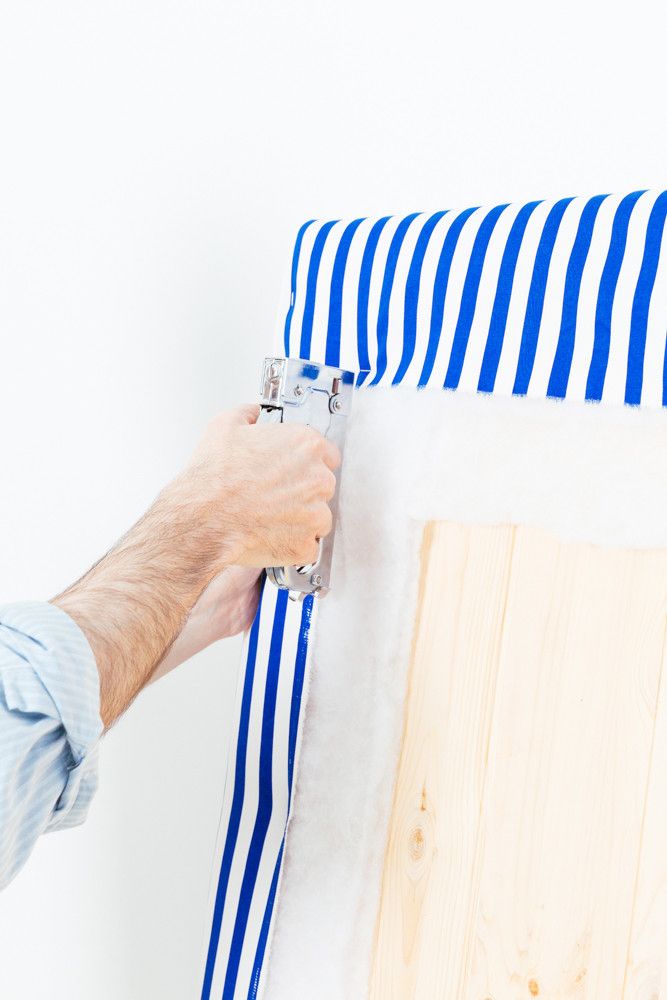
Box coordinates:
[0,601,103,765]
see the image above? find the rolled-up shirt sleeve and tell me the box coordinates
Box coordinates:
[0,601,103,890]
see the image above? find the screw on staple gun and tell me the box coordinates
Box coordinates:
[258,356,356,600]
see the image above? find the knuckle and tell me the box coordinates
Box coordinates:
[310,433,326,459]
[319,505,333,536]
[303,506,319,530]
[320,447,341,471]
[303,427,325,453]
[321,468,337,499]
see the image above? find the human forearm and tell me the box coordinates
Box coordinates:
[53,470,227,727]
[149,566,262,684]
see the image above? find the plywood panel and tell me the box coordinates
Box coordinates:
[370,523,667,1000]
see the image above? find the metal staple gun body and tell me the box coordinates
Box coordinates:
[258,356,356,599]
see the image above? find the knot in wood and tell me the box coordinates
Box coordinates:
[408,824,425,861]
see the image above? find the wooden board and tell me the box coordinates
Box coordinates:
[369,522,667,1000]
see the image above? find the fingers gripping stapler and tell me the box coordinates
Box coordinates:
[258,357,355,599]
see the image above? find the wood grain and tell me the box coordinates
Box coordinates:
[623,634,667,999]
[369,522,667,1000]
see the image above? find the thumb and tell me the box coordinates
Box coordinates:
[233,403,261,426]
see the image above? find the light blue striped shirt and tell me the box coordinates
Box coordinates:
[0,601,102,890]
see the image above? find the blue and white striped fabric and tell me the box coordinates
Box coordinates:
[284,190,667,405]
[202,587,314,1000]
[202,190,667,999]
[0,601,103,890]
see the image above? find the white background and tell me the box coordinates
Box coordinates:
[0,1,664,997]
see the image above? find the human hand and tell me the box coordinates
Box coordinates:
[54,404,340,724]
[181,404,341,572]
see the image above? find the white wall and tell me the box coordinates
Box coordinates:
[0,1,663,997]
